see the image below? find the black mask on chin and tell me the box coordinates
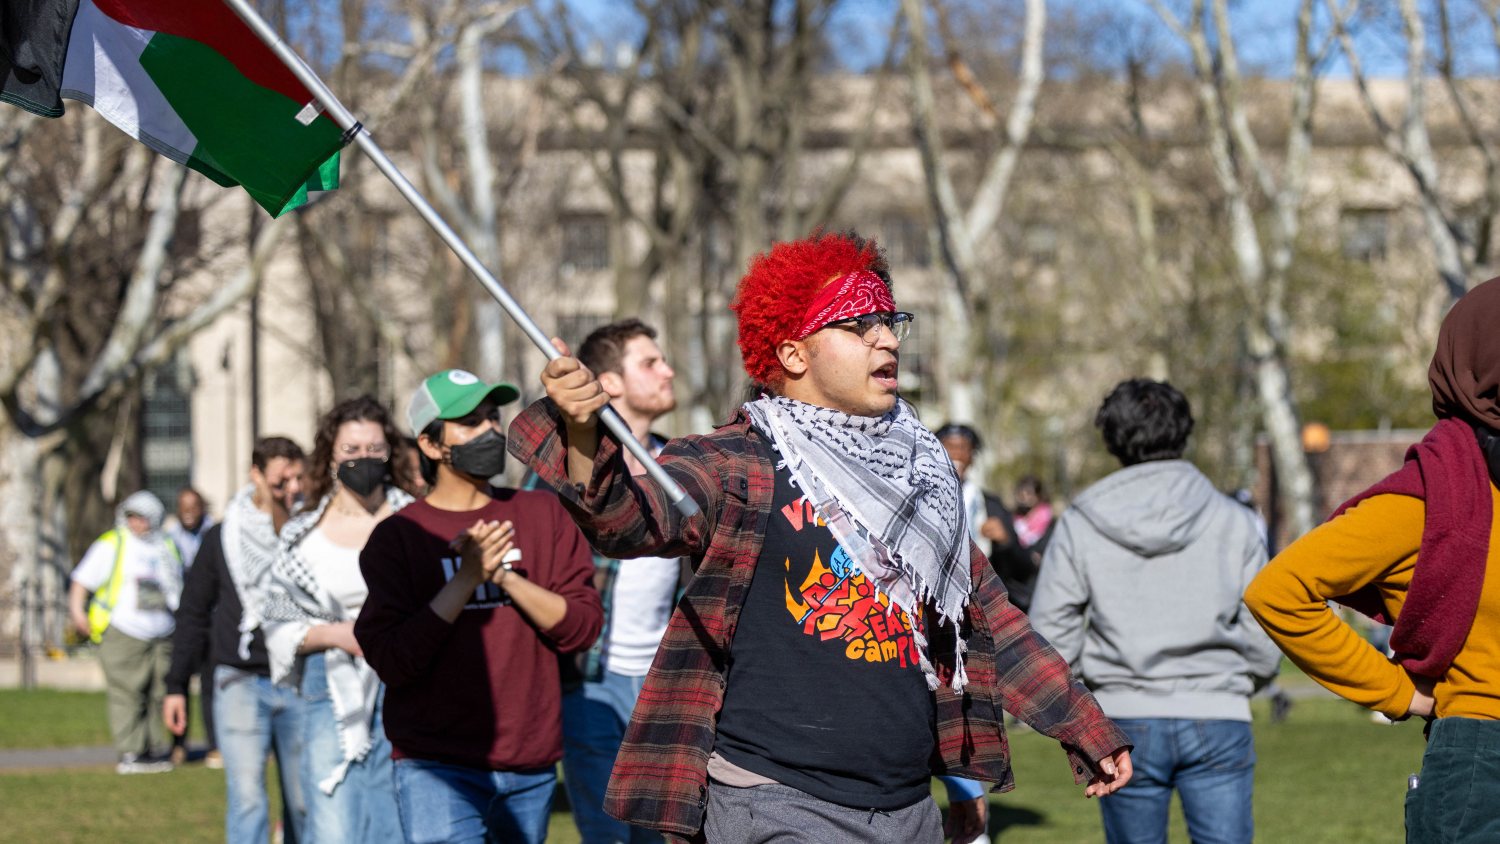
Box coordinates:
[337,457,388,497]
[448,429,507,479]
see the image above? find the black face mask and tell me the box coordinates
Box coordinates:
[448,429,507,479]
[337,457,388,497]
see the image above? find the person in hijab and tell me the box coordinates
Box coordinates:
[1246,276,1500,842]
[69,490,185,774]
[512,231,1131,843]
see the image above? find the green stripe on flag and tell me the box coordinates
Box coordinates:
[136,31,344,216]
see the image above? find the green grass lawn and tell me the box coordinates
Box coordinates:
[0,690,1422,843]
[0,687,207,749]
[0,688,115,749]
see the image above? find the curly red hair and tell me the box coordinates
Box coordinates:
[731,231,887,386]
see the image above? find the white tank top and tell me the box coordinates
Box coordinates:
[299,526,368,615]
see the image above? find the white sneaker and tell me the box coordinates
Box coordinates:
[116,753,174,774]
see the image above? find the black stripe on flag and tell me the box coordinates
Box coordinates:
[0,0,83,118]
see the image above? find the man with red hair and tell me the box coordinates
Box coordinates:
[510,231,1132,843]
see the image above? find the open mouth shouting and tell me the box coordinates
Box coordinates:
[872,359,900,391]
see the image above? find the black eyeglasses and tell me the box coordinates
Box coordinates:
[823,311,914,344]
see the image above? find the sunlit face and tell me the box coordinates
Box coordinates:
[176,490,205,532]
[605,335,676,420]
[941,435,974,480]
[778,314,902,417]
[332,420,390,466]
[252,457,305,512]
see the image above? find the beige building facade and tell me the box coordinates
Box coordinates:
[140,75,1494,516]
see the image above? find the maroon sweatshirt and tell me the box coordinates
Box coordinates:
[356,489,602,771]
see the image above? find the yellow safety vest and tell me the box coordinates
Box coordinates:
[86,529,183,644]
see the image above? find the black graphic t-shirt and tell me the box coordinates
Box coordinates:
[713,461,936,810]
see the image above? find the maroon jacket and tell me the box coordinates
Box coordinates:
[356,490,602,771]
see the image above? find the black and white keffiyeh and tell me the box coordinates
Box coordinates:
[221,485,279,662]
[743,395,972,691]
[259,485,413,795]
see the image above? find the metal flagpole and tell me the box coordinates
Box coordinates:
[221,0,699,517]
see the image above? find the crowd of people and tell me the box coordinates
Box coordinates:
[65,232,1500,844]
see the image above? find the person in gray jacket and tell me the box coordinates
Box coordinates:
[1030,378,1281,844]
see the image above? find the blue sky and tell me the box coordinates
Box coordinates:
[554,0,1499,79]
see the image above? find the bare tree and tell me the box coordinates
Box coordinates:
[1143,0,1329,538]
[0,108,287,658]
[288,0,530,397]
[529,0,895,421]
[1328,0,1478,302]
[903,0,1046,424]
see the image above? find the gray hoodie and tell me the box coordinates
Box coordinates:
[1029,460,1281,721]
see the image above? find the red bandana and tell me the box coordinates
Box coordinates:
[792,270,896,340]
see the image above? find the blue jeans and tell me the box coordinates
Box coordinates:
[394,758,556,844]
[562,670,659,844]
[300,652,401,843]
[1100,719,1254,844]
[215,666,307,844]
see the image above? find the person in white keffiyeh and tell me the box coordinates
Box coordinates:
[161,436,310,844]
[533,231,1133,844]
[258,396,418,843]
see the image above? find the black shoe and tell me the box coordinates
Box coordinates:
[1271,692,1293,724]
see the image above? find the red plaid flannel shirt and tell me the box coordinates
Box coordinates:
[509,399,1129,842]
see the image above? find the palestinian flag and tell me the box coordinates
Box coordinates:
[1,0,344,216]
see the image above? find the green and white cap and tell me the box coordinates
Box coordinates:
[407,369,521,434]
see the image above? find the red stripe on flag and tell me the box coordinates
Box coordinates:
[89,0,311,105]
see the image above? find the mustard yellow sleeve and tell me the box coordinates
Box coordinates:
[1244,494,1420,719]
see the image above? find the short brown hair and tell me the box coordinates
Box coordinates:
[579,319,658,376]
[252,436,306,470]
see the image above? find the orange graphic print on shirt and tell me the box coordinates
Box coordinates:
[778,495,923,668]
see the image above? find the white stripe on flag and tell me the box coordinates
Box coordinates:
[60,0,198,164]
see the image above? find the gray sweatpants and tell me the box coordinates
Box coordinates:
[705,780,942,844]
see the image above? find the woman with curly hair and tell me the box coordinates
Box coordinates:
[260,395,417,842]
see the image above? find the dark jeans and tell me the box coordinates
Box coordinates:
[1406,717,1500,843]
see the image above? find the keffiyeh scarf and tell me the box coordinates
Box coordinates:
[221,485,280,662]
[744,395,972,690]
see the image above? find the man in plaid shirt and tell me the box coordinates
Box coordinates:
[563,319,688,844]
[511,232,1132,843]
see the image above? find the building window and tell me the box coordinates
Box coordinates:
[1021,221,1059,265]
[141,364,193,507]
[897,310,932,401]
[1340,208,1389,263]
[1458,207,1492,266]
[556,312,612,349]
[883,216,931,268]
[169,208,202,262]
[560,214,610,274]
